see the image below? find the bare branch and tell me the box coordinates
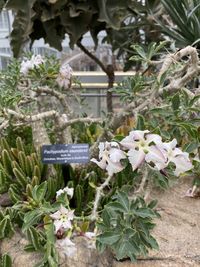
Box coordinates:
[4,109,58,122]
[158,46,200,93]
[35,86,72,115]
[58,117,102,131]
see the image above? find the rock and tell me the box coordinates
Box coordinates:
[59,237,113,267]
[0,231,43,267]
[0,192,12,207]
[0,231,113,267]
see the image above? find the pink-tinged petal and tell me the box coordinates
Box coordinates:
[60,205,69,214]
[120,134,135,150]
[132,130,149,140]
[162,139,177,151]
[106,158,125,176]
[109,148,126,162]
[63,220,72,230]
[146,134,162,145]
[171,155,193,176]
[127,149,145,171]
[67,210,74,221]
[90,158,107,169]
[145,145,167,170]
[50,210,61,220]
[54,220,63,233]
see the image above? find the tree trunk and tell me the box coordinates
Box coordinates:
[106,64,114,113]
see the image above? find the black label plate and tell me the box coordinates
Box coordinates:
[41,144,89,164]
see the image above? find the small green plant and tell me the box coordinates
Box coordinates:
[96,190,159,261]
[0,254,12,267]
[0,136,49,203]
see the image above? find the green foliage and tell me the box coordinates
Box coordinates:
[0,137,44,200]
[0,254,12,267]
[111,75,151,103]
[96,190,159,261]
[130,41,168,65]
[0,59,21,108]
[3,0,136,57]
[0,208,22,240]
[160,0,200,48]
[147,90,200,144]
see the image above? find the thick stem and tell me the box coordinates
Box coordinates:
[106,64,114,113]
[136,167,148,195]
[90,175,113,221]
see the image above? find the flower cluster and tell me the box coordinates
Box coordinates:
[91,142,126,176]
[56,186,74,198]
[56,63,72,89]
[50,193,96,258]
[20,55,44,75]
[91,130,193,177]
[50,205,74,233]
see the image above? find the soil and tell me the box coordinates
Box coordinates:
[1,176,200,266]
[114,176,200,267]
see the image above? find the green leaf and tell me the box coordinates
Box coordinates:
[22,210,43,231]
[171,93,180,110]
[148,235,159,250]
[136,114,145,130]
[8,1,37,57]
[98,0,129,29]
[107,202,126,213]
[44,219,55,244]
[97,231,121,245]
[32,182,47,202]
[27,227,41,250]
[115,239,137,261]
[114,191,129,212]
[148,199,158,209]
[1,254,12,267]
[101,209,111,227]
[134,208,156,218]
[24,244,37,252]
[183,142,199,153]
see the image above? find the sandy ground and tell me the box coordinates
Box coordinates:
[114,176,200,267]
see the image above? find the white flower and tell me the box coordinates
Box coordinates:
[31,54,44,66]
[121,130,166,171]
[56,237,77,258]
[50,205,74,233]
[56,187,74,198]
[91,141,126,176]
[20,54,44,75]
[56,63,72,89]
[158,139,193,176]
[20,60,33,75]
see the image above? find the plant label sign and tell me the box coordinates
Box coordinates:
[41,144,89,164]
